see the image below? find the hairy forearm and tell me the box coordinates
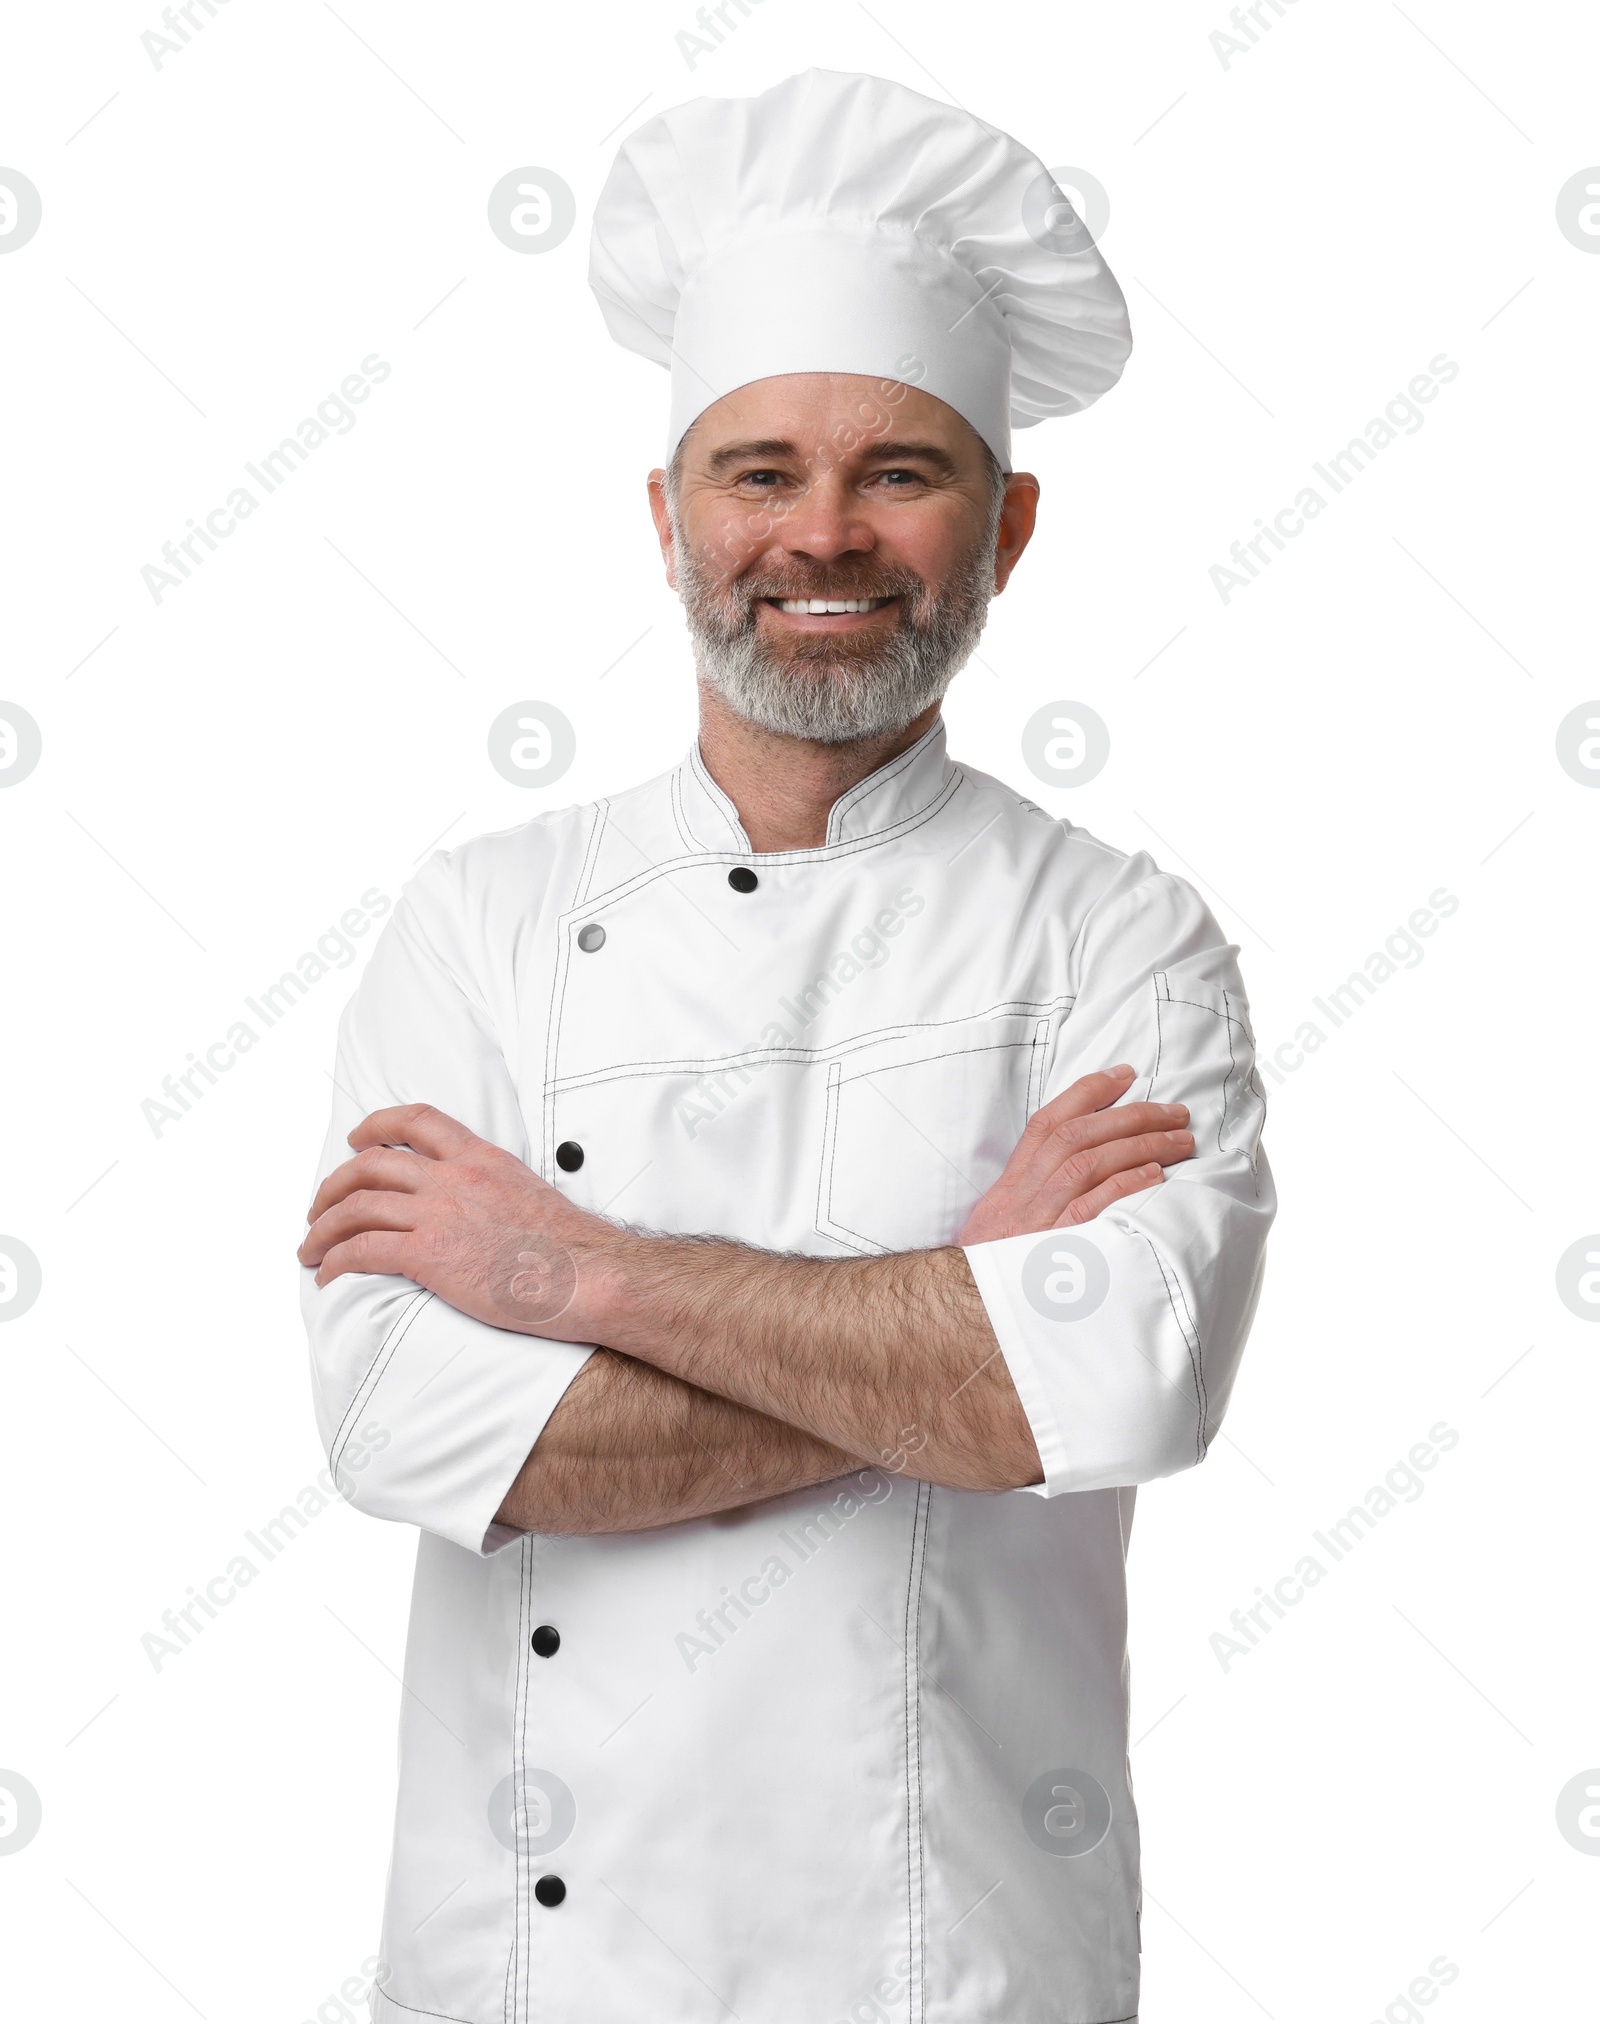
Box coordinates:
[494,1347,864,1536]
[306,1076,1187,1507]
[591,1237,1042,1493]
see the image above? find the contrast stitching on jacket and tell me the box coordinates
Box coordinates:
[1167,1263,1209,1461]
[506,1555,523,2024]
[541,819,607,1178]
[836,1036,1035,1090]
[374,1988,478,2024]
[902,1483,930,2023]
[1026,1016,1051,1118]
[1148,975,1165,1104]
[574,797,609,908]
[511,1538,534,2024]
[668,768,701,854]
[913,1485,930,2014]
[1153,981,1265,1172]
[1225,986,1268,1178]
[817,1061,884,1255]
[1142,1234,1206,1465]
[1159,989,1250,1030]
[327,1287,432,1484]
[828,721,940,836]
[570,768,965,912]
[824,720,946,844]
[540,920,570,1182]
[545,997,1076,1093]
[687,742,749,849]
[902,1490,917,2010]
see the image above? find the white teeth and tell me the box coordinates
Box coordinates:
[775,596,889,614]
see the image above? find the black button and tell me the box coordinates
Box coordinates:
[530,1624,560,1658]
[534,1875,566,1908]
[576,923,606,953]
[727,866,758,893]
[555,1141,584,1172]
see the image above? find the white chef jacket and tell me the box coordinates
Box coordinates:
[301,715,1273,2024]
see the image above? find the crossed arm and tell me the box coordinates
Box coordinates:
[297,1065,1194,1534]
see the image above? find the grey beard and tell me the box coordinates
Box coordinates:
[671,508,1000,745]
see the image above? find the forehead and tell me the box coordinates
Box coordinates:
[678,372,985,470]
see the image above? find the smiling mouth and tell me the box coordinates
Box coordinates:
[763,595,898,616]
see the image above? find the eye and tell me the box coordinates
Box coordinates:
[733,468,786,490]
[872,468,925,489]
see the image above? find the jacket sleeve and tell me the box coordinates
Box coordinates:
[299,865,595,1556]
[962,861,1274,1497]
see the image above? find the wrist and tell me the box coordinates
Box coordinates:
[567,1221,659,1352]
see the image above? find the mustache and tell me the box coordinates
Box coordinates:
[729,567,927,604]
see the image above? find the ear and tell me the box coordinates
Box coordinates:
[646,469,678,591]
[993,473,1041,594]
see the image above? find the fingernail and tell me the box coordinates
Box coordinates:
[1111,1063,1135,1076]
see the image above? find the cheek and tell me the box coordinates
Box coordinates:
[699,507,786,579]
[872,510,968,588]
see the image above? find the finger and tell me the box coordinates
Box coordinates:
[311,1228,415,1288]
[307,1146,429,1224]
[348,1102,481,1161]
[1055,1164,1164,1227]
[998,1093,1188,1214]
[996,1068,1152,1198]
[1026,1128,1193,1228]
[1031,1065,1139,1129]
[1039,1100,1190,1158]
[298,1189,419,1268]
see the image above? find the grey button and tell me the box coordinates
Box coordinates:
[534,1874,566,1907]
[576,923,606,952]
[555,1142,584,1173]
[728,866,758,893]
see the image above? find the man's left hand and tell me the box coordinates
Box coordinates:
[298,1105,615,1336]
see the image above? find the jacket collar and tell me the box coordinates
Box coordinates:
[676,715,955,856]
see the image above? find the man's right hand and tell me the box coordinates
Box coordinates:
[955,1065,1192,1246]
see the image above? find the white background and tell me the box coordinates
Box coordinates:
[2,1,1597,2018]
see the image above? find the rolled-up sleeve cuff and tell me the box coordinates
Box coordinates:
[325,1286,595,1556]
[962,1213,1210,1498]
[963,1234,1076,1497]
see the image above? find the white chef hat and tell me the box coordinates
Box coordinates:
[589,68,1132,470]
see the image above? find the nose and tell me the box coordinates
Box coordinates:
[773,471,875,566]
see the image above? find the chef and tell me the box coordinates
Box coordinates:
[298,68,1274,2024]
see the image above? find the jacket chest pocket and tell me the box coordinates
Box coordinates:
[816,1014,1058,1255]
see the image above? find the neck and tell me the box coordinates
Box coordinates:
[694,683,940,852]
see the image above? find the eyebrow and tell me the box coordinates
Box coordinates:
[863,439,960,477]
[703,436,961,479]
[704,438,796,475]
